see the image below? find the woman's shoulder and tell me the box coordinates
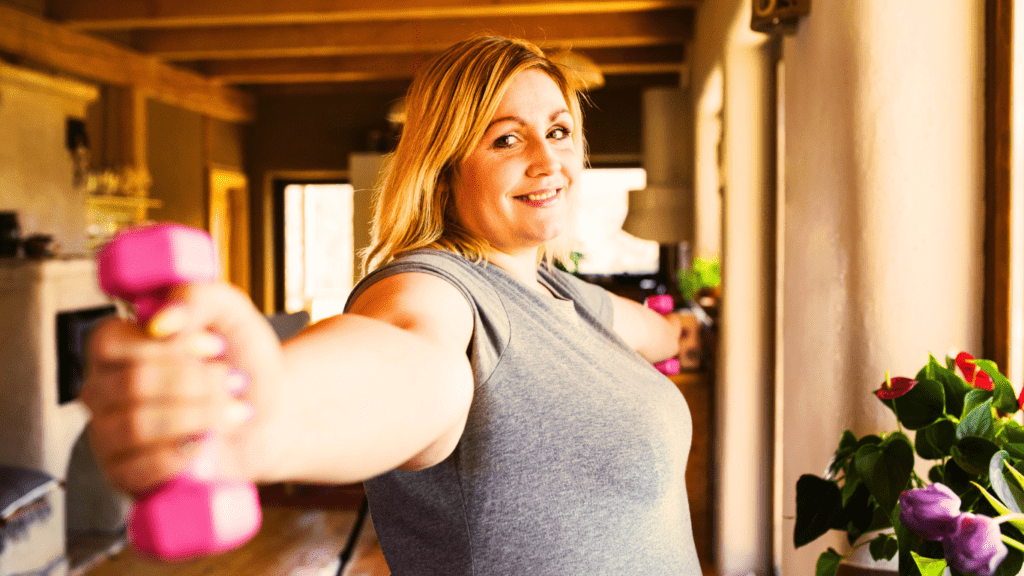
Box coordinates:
[540,266,614,325]
[391,247,479,269]
[348,248,498,312]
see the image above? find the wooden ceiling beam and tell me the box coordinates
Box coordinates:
[50,0,700,30]
[132,11,689,61]
[0,4,254,121]
[203,45,686,84]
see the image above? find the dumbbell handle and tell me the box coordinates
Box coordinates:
[97,224,261,560]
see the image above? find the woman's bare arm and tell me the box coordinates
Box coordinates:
[83,272,474,494]
[608,292,682,363]
[260,272,474,484]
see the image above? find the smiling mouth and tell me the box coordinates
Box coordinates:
[515,189,560,203]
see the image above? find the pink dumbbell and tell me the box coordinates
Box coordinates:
[644,294,680,375]
[97,223,261,560]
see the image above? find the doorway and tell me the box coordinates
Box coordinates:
[273,179,356,321]
[208,167,250,292]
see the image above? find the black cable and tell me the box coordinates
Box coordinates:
[335,496,370,576]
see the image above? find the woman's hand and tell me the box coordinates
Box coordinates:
[609,292,683,363]
[81,281,285,496]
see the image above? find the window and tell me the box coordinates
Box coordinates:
[283,183,355,322]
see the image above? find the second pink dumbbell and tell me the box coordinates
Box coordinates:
[97,223,261,560]
[644,294,681,376]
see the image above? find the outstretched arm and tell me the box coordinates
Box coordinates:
[267,272,474,483]
[608,292,682,363]
[83,272,475,495]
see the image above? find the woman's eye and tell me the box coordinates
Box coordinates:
[493,134,519,148]
[549,127,570,140]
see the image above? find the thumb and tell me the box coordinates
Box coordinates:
[147,281,287,481]
[147,281,284,388]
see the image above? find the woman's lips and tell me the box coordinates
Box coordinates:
[514,188,560,206]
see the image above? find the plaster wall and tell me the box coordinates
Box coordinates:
[0,63,97,255]
[147,100,206,230]
[780,1,984,573]
[691,1,774,574]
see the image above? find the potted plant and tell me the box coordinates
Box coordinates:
[796,352,1024,576]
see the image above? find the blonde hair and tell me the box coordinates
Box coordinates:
[362,35,587,274]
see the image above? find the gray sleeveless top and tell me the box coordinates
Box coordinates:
[345,249,699,575]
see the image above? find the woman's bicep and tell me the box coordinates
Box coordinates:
[346,272,474,355]
[269,272,476,481]
[345,272,476,470]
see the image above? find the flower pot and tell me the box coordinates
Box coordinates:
[838,530,899,576]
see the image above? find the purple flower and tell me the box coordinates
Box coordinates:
[942,513,1008,576]
[899,483,961,541]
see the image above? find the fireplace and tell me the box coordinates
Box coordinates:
[0,257,129,575]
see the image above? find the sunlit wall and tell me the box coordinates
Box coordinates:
[780,1,984,574]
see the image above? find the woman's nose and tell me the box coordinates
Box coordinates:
[526,140,561,177]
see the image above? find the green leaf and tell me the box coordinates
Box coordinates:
[915,418,957,459]
[856,432,914,514]
[951,436,1000,475]
[894,512,924,576]
[942,458,976,495]
[970,479,1024,545]
[830,430,860,476]
[911,551,947,576]
[996,420,1024,459]
[920,355,972,418]
[972,358,1022,415]
[989,451,1023,513]
[964,388,993,420]
[795,475,842,547]
[841,484,875,543]
[869,533,899,561]
[995,378,1019,415]
[972,480,1015,515]
[1002,463,1024,514]
[886,378,945,430]
[815,548,843,576]
[841,463,862,505]
[957,399,995,440]
[857,434,883,448]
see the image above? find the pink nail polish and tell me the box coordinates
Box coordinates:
[226,370,250,395]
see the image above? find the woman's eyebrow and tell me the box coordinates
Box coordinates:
[485,108,572,132]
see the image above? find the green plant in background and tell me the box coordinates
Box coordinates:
[795,352,1024,576]
[678,256,721,302]
[555,251,584,275]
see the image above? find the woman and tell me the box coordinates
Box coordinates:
[83,36,700,574]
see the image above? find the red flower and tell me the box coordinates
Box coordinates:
[876,376,917,399]
[955,351,994,391]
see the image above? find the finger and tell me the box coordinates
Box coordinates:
[87,318,227,369]
[156,282,281,373]
[84,356,233,414]
[90,395,254,447]
[100,435,204,495]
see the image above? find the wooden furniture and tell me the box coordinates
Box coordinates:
[669,370,715,575]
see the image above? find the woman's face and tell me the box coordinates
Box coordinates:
[452,68,582,257]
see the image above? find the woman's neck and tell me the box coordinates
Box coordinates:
[485,248,548,295]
